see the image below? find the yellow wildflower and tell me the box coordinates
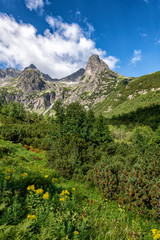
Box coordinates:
[59,190,70,201]
[152,229,157,235]
[151,229,160,240]
[4,175,10,180]
[45,175,48,178]
[60,190,64,196]
[20,172,28,177]
[35,189,44,195]
[59,197,65,202]
[64,190,70,195]
[72,188,76,191]
[60,190,70,196]
[52,177,58,183]
[27,214,36,220]
[19,163,23,165]
[27,185,36,192]
[74,231,79,235]
[42,192,49,200]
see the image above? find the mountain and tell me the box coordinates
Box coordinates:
[0,65,61,111]
[0,55,160,117]
[0,68,21,86]
[60,68,85,82]
[62,54,125,108]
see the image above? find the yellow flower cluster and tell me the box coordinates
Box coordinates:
[42,192,49,200]
[151,229,160,240]
[35,188,44,195]
[20,172,28,177]
[45,175,48,178]
[27,185,49,200]
[27,214,36,220]
[60,190,70,196]
[27,185,36,192]
[4,175,10,180]
[2,168,15,174]
[72,188,76,191]
[59,197,66,202]
[74,231,79,235]
[52,177,58,183]
[59,190,70,202]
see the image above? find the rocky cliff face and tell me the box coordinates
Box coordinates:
[60,68,85,82]
[0,65,62,112]
[0,55,126,113]
[17,69,46,92]
[0,68,21,86]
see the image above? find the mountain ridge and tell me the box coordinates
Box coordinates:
[0,55,160,117]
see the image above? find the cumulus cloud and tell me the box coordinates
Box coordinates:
[25,0,48,13]
[103,56,119,69]
[0,13,119,78]
[131,50,142,65]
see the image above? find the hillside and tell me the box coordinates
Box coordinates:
[0,115,159,239]
[94,71,160,117]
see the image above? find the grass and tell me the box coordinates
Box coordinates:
[94,71,160,117]
[0,138,159,239]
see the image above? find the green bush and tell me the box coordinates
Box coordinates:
[92,143,160,220]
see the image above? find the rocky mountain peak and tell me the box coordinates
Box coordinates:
[25,64,37,70]
[84,54,109,78]
[17,68,46,92]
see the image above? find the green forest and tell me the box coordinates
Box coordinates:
[0,100,159,240]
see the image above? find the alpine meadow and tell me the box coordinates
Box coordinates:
[0,0,160,239]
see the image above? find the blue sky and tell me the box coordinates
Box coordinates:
[0,0,160,78]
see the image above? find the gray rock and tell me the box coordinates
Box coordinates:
[83,54,109,78]
[60,68,85,82]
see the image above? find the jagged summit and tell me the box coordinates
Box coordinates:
[84,54,109,78]
[17,67,46,92]
[25,64,37,70]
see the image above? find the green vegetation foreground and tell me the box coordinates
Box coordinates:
[0,101,160,239]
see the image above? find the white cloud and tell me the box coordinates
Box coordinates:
[140,32,147,37]
[103,56,119,69]
[25,0,44,12]
[144,0,149,3]
[0,13,119,78]
[131,50,142,65]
